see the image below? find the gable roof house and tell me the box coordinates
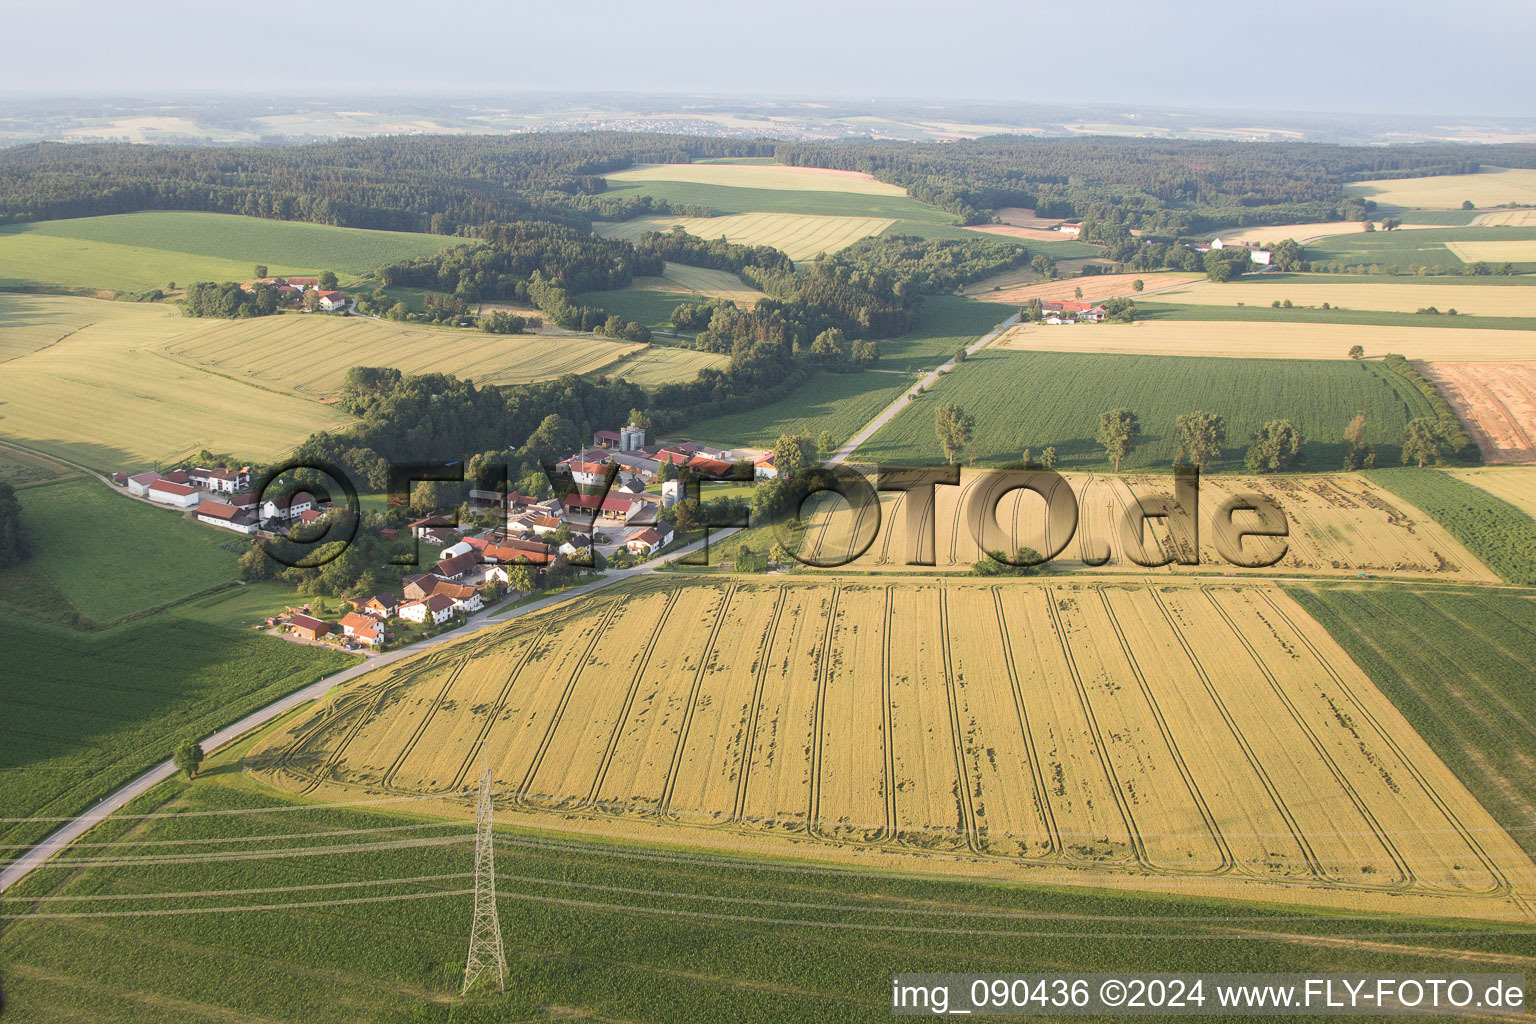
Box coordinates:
[433,550,479,581]
[399,593,455,626]
[337,612,385,647]
[147,479,201,508]
[317,290,347,312]
[261,491,313,522]
[187,466,251,493]
[402,573,452,602]
[288,613,330,641]
[126,472,163,497]
[196,500,257,534]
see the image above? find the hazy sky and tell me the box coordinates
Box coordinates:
[5,0,1534,117]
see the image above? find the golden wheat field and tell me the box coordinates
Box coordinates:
[979,273,1201,305]
[995,319,1536,361]
[604,162,907,196]
[161,312,643,397]
[1445,239,1536,263]
[788,470,1498,581]
[1345,167,1536,209]
[0,295,351,470]
[1148,279,1536,318]
[1447,466,1536,514]
[248,575,1535,920]
[596,213,895,260]
[629,262,766,304]
[1476,209,1536,227]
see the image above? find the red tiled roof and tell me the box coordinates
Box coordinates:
[425,594,455,612]
[289,614,328,632]
[149,481,198,497]
[434,551,479,577]
[563,493,637,514]
[161,470,191,485]
[129,471,162,485]
[686,456,734,477]
[197,500,240,521]
[594,429,622,441]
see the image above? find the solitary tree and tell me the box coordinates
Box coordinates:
[1040,446,1058,470]
[173,740,204,780]
[1175,411,1227,470]
[317,270,339,291]
[1244,419,1305,472]
[254,264,268,279]
[1348,344,1365,360]
[1074,286,1084,300]
[1131,279,1145,293]
[1342,412,1376,470]
[816,430,834,461]
[507,563,536,594]
[935,404,975,465]
[1096,409,1140,472]
[1402,417,1448,467]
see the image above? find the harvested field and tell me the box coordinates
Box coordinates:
[1477,210,1536,227]
[1419,362,1536,463]
[629,262,765,304]
[596,345,730,386]
[161,311,642,397]
[0,297,350,471]
[993,207,1065,229]
[1208,222,1372,246]
[1447,466,1536,515]
[597,213,895,260]
[995,319,1536,361]
[1445,239,1536,263]
[979,273,1200,305]
[604,162,907,196]
[969,223,1083,243]
[1346,167,1536,210]
[1148,279,1536,318]
[788,469,1498,581]
[249,575,1536,920]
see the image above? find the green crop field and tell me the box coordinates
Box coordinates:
[0,445,81,491]
[1137,301,1536,332]
[0,618,354,850]
[575,286,697,328]
[1287,584,1536,861]
[1306,226,1536,271]
[856,349,1434,471]
[686,372,913,450]
[0,212,460,292]
[0,297,352,471]
[1366,469,1536,585]
[880,295,1016,373]
[0,477,245,626]
[3,777,1528,1024]
[593,345,729,386]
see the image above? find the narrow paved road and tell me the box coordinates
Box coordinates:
[826,312,1018,467]
[0,529,733,894]
[1,306,1018,892]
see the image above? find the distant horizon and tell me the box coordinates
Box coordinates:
[1,90,1534,126]
[7,0,1536,119]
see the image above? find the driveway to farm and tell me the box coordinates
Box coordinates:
[825,311,1019,467]
[0,530,733,894]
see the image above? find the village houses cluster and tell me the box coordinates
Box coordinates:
[110,422,775,652]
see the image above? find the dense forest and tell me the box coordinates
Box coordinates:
[5,134,1536,235]
[776,137,1536,232]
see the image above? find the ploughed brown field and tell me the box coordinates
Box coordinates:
[1419,361,1536,464]
[248,575,1535,920]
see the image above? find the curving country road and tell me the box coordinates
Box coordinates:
[0,309,1016,893]
[825,312,1018,467]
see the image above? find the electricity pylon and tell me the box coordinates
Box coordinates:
[461,763,507,995]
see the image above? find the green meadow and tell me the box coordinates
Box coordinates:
[0,212,460,292]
